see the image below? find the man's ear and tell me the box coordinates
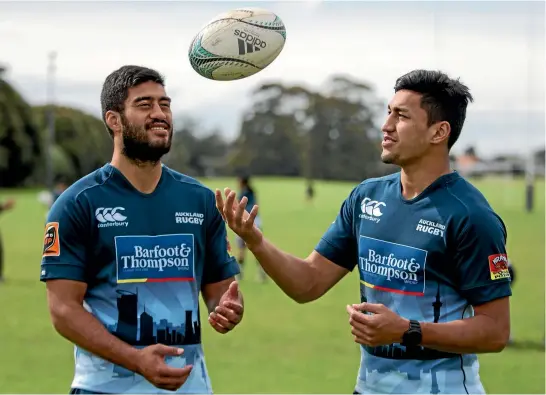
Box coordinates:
[105,111,122,134]
[430,121,450,146]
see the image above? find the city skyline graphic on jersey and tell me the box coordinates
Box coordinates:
[359,282,468,394]
[110,288,201,347]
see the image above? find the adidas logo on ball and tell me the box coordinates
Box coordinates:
[234,29,267,55]
[188,7,286,81]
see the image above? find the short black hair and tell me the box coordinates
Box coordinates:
[100,65,165,137]
[394,69,473,149]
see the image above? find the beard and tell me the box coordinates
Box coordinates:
[120,115,173,165]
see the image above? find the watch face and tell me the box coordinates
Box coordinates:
[404,330,421,346]
[409,331,420,341]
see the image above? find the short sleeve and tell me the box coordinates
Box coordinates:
[314,187,358,271]
[40,195,90,283]
[453,211,512,306]
[202,191,240,285]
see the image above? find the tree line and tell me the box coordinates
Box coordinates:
[0,69,398,188]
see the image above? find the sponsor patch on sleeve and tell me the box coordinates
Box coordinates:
[42,222,60,257]
[488,253,510,280]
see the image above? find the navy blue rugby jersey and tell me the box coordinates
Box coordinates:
[315,171,511,394]
[40,163,239,394]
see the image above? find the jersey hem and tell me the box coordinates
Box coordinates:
[40,262,87,283]
[315,238,356,271]
[464,286,512,306]
[202,257,240,285]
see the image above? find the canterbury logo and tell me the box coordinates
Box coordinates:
[96,207,127,223]
[361,198,386,217]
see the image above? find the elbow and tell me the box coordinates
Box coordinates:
[492,334,510,353]
[49,303,76,333]
[291,284,322,304]
[292,293,317,304]
[487,326,510,353]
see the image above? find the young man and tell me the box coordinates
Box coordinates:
[216,69,512,394]
[40,65,243,394]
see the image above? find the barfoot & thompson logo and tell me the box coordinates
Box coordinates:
[115,234,195,283]
[358,236,427,296]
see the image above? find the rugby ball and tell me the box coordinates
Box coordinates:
[188,8,286,81]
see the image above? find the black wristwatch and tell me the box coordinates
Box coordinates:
[401,319,422,347]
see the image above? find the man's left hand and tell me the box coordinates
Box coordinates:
[208,281,244,334]
[346,303,409,347]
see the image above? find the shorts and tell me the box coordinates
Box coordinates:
[70,389,107,394]
[236,216,262,249]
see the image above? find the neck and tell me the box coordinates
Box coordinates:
[110,149,163,194]
[400,153,451,200]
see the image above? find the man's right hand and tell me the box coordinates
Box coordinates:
[215,188,263,250]
[136,344,193,392]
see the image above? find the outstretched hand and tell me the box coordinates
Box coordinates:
[208,281,244,334]
[215,188,263,250]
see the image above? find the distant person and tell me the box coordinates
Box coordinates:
[305,183,315,203]
[0,198,16,283]
[51,176,69,205]
[236,176,266,282]
[217,69,512,394]
[40,65,243,394]
[37,177,70,217]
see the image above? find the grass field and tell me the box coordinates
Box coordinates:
[0,176,544,394]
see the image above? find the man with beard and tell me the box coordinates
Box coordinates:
[40,65,243,394]
[216,69,512,394]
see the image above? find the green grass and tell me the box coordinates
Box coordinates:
[0,176,544,393]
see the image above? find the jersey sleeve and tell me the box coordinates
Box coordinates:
[40,195,90,283]
[314,187,358,271]
[202,191,240,285]
[453,211,512,305]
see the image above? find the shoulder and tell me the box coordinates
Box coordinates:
[443,174,506,237]
[163,166,213,194]
[349,172,400,200]
[49,165,114,216]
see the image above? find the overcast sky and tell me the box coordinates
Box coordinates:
[1,0,544,158]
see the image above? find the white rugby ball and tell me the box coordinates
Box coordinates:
[188,8,286,81]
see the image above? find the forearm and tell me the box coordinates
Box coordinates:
[51,304,141,372]
[205,295,221,314]
[420,315,509,354]
[249,238,316,303]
